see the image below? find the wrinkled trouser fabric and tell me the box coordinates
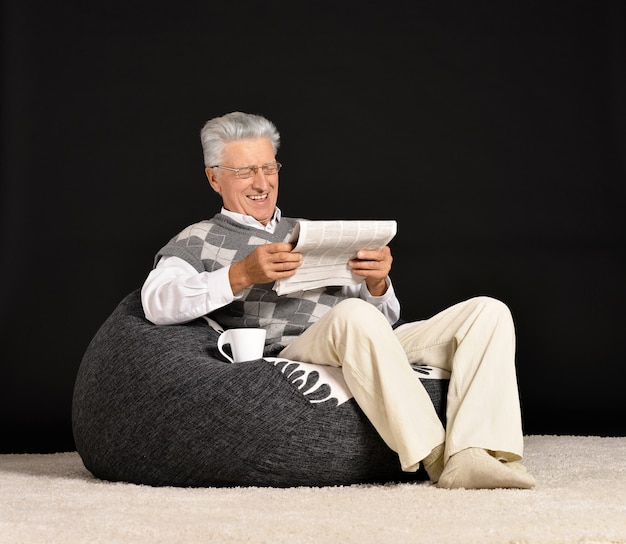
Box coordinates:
[279,296,524,472]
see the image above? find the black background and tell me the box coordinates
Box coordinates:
[1,0,625,453]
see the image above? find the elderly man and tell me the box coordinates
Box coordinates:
[141,111,536,490]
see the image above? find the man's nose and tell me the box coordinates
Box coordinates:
[250,169,269,188]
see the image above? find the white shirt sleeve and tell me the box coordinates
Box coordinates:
[341,277,401,326]
[141,255,237,325]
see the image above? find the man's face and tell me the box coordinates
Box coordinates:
[206,138,279,226]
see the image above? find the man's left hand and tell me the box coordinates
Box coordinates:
[348,246,393,296]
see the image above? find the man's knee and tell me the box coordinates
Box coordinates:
[472,296,514,326]
[332,298,388,326]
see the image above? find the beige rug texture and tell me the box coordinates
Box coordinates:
[1,435,625,544]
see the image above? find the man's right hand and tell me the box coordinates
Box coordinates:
[228,242,302,294]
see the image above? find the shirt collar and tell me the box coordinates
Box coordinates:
[220,207,282,234]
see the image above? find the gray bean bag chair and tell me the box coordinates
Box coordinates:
[72,289,449,488]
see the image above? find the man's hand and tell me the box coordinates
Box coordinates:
[349,246,393,296]
[229,242,302,294]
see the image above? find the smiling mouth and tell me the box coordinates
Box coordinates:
[248,194,268,201]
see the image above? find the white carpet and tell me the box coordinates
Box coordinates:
[1,435,625,544]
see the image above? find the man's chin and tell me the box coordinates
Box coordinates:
[248,207,275,225]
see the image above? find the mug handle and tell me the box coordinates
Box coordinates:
[217,331,234,363]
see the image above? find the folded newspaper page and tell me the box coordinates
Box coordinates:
[273,219,398,295]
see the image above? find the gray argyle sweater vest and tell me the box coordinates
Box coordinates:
[155,213,349,354]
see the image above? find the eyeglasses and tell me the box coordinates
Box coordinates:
[209,161,282,179]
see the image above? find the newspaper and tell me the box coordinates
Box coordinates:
[273,219,398,295]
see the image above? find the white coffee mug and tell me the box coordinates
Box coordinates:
[217,328,267,363]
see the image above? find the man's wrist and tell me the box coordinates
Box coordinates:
[228,260,251,295]
[366,278,388,297]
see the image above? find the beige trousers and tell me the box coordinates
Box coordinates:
[279,296,524,472]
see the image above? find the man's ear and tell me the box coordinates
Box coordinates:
[205,168,221,194]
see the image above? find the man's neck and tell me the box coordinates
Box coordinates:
[220,207,281,233]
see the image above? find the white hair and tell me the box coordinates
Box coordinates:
[200,111,281,167]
